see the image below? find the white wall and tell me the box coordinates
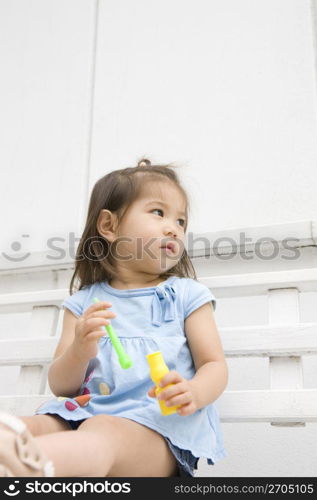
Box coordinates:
[0,0,316,477]
[1,0,317,255]
[0,0,97,253]
[91,0,317,234]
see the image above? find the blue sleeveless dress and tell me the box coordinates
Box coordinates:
[35,276,227,475]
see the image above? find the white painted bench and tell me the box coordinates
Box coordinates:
[1,271,317,424]
[1,220,317,469]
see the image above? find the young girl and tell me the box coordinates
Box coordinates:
[0,158,228,477]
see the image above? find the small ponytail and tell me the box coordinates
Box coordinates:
[137,158,151,168]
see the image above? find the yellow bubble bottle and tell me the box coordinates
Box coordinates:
[146,351,178,416]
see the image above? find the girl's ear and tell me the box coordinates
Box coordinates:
[97,209,118,242]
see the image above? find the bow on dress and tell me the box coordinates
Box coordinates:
[151,284,177,326]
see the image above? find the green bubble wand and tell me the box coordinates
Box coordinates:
[92,297,133,369]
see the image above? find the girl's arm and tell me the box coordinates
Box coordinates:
[48,309,90,397]
[185,301,228,409]
[150,302,228,415]
[48,302,115,397]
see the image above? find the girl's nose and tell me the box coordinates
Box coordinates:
[164,228,177,238]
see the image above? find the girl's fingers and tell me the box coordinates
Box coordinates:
[79,318,110,338]
[159,370,183,388]
[82,302,113,319]
[177,402,195,416]
[86,330,108,341]
[88,310,116,319]
[165,392,191,408]
[147,386,156,397]
[158,382,185,401]
[85,317,110,328]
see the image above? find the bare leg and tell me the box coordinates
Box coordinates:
[0,415,71,437]
[0,413,71,477]
[35,414,178,477]
[19,415,72,436]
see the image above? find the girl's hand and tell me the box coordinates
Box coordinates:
[72,301,116,361]
[147,370,198,416]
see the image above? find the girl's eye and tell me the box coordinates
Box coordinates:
[151,209,186,227]
[151,208,163,217]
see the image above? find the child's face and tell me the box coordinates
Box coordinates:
[114,182,187,274]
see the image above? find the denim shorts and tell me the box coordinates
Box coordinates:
[164,436,200,477]
[66,417,211,477]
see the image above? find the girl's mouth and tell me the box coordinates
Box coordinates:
[160,242,177,255]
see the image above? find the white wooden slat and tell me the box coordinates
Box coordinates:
[0,395,50,416]
[0,252,74,275]
[200,268,317,297]
[0,338,57,366]
[268,288,304,427]
[217,389,317,423]
[269,358,303,390]
[187,220,317,258]
[1,320,317,366]
[17,306,60,395]
[0,289,68,313]
[30,305,60,338]
[16,366,43,395]
[1,389,317,422]
[44,371,53,396]
[1,268,317,311]
[220,322,317,356]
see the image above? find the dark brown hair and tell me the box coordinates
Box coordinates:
[69,158,197,294]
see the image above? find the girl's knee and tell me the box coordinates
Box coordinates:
[78,414,119,433]
[77,415,124,447]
